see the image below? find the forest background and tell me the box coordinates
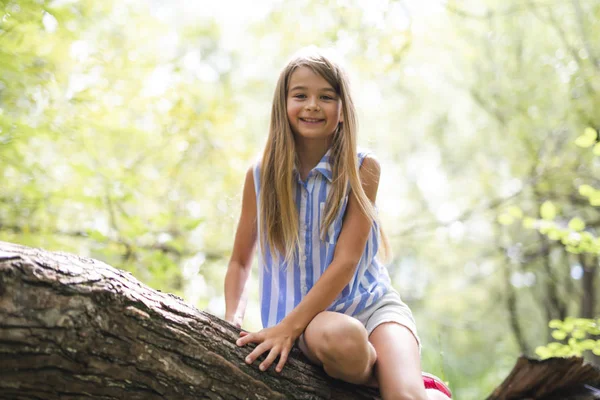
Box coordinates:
[1,0,599,398]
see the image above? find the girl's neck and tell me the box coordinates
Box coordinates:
[295,137,332,180]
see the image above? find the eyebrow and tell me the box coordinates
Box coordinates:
[289,86,337,94]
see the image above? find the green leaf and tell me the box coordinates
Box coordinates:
[540,201,556,220]
[498,214,514,225]
[548,342,563,351]
[568,218,586,232]
[594,143,600,156]
[523,217,536,229]
[547,229,562,241]
[563,319,575,332]
[535,346,553,359]
[577,319,597,329]
[88,230,107,242]
[184,218,205,231]
[575,127,597,148]
[580,339,597,350]
[166,239,184,254]
[549,319,563,329]
[572,329,586,339]
[579,185,595,197]
[552,330,567,340]
[508,206,523,219]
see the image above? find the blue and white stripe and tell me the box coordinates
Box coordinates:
[253,149,391,328]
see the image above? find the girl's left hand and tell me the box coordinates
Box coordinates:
[236,322,299,373]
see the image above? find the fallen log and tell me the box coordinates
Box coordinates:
[0,240,599,399]
[0,240,379,399]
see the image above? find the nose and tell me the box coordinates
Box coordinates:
[305,97,320,111]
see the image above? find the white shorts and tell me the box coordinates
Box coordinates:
[297,288,421,360]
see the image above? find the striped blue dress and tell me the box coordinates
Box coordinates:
[253,149,391,329]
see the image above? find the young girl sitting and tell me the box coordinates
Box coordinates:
[224,47,452,400]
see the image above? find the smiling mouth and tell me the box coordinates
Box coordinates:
[300,118,325,124]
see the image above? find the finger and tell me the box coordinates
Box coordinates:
[237,329,267,346]
[245,341,271,365]
[236,332,258,346]
[275,346,291,373]
[259,346,281,372]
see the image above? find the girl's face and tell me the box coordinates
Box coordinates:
[286,66,343,142]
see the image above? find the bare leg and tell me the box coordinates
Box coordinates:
[299,315,450,399]
[369,322,450,400]
[300,311,377,385]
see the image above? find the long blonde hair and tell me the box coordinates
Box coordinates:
[259,47,389,265]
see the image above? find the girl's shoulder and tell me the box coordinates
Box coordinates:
[357,147,378,167]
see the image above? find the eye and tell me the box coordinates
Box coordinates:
[293,94,306,99]
[321,95,334,100]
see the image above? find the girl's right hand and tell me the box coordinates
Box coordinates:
[236,320,299,373]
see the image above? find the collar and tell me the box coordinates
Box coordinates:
[314,148,333,182]
[293,148,333,182]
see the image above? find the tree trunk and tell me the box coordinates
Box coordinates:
[580,254,600,366]
[1,240,599,400]
[0,241,380,400]
[488,356,600,400]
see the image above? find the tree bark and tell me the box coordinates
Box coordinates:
[0,241,380,400]
[1,240,599,400]
[488,356,600,400]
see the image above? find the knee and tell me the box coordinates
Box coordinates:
[323,317,368,358]
[308,313,368,362]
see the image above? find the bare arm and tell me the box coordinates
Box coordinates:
[282,156,381,335]
[224,166,257,327]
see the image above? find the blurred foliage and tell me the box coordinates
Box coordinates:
[499,127,600,255]
[527,130,600,361]
[536,317,600,358]
[1,0,600,398]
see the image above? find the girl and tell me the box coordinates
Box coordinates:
[224,47,452,400]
